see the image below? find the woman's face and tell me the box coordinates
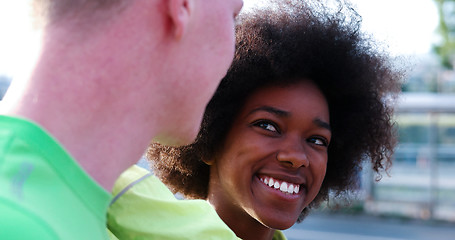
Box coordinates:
[207,80,331,234]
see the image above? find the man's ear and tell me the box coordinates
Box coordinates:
[168,0,192,39]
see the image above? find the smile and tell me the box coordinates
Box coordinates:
[259,176,300,194]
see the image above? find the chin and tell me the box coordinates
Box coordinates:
[258,215,298,231]
[268,220,295,231]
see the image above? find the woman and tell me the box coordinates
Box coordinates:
[147,0,402,239]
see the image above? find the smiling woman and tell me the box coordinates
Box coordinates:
[207,81,331,237]
[143,0,403,239]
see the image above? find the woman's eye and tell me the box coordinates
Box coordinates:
[309,137,329,147]
[252,120,280,133]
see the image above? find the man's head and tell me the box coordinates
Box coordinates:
[31,0,126,28]
[30,0,243,146]
[148,0,244,146]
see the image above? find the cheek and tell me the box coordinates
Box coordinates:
[313,157,328,183]
[225,23,236,55]
[198,19,235,90]
[211,13,235,61]
[216,142,256,177]
[307,156,328,200]
[215,156,244,196]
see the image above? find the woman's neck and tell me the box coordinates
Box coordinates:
[207,196,276,240]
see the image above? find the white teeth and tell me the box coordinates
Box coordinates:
[268,178,274,187]
[274,181,280,189]
[259,176,301,195]
[288,184,294,194]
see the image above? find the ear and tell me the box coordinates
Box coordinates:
[202,158,214,166]
[168,0,191,39]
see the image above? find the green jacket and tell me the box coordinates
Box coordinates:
[0,116,111,239]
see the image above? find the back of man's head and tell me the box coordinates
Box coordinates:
[32,0,126,28]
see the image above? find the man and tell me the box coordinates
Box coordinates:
[0,0,243,239]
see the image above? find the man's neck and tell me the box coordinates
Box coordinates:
[2,48,160,192]
[3,81,159,191]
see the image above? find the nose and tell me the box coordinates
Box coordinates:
[276,141,310,168]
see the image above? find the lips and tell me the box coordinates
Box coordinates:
[259,175,301,194]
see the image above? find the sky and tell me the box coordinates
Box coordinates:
[0,1,38,77]
[0,0,440,77]
[349,0,439,56]
[243,0,440,56]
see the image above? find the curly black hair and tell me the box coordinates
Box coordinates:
[148,0,403,222]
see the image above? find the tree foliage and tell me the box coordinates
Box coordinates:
[434,0,455,69]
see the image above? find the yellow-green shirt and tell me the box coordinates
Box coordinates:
[107,165,242,240]
[107,165,288,240]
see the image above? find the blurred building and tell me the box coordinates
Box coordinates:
[363,92,455,222]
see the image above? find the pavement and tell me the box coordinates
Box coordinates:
[283,212,455,240]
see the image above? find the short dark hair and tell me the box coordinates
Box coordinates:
[32,0,124,27]
[148,0,403,222]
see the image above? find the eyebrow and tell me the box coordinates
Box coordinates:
[314,119,331,132]
[249,105,332,132]
[248,106,290,117]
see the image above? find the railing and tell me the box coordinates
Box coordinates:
[363,93,455,222]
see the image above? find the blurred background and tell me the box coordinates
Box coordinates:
[1,0,455,239]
